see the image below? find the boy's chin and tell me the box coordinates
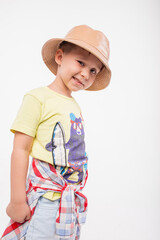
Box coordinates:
[69,84,84,92]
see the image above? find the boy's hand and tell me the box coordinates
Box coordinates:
[6,201,31,223]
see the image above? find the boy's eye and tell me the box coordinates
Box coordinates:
[77,60,84,66]
[90,69,97,75]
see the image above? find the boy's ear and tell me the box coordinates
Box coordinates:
[55,49,64,65]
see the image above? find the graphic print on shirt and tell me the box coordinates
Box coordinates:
[45,113,88,183]
[45,122,67,168]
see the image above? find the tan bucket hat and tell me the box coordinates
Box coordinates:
[41,25,111,91]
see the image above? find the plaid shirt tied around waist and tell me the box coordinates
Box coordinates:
[1,158,88,240]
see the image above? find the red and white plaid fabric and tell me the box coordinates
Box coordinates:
[1,158,88,240]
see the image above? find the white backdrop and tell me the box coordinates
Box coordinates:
[0,0,160,239]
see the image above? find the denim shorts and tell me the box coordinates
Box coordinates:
[25,197,60,240]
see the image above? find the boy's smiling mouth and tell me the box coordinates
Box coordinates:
[72,76,84,86]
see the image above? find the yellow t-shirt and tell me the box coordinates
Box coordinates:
[11,86,88,200]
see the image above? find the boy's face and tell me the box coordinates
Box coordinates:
[54,46,103,96]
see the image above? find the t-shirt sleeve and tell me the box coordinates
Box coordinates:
[10,94,42,137]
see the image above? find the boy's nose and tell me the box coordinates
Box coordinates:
[81,69,89,80]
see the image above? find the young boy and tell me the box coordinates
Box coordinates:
[1,25,111,240]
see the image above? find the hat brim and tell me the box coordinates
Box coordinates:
[41,38,111,91]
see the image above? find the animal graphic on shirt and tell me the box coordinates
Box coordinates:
[45,113,88,183]
[65,113,87,167]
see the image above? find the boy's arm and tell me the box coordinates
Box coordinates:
[6,131,34,223]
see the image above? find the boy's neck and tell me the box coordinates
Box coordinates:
[47,78,72,98]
